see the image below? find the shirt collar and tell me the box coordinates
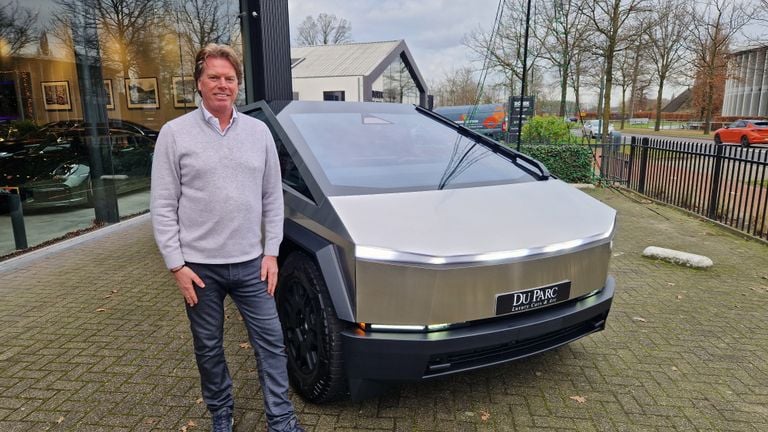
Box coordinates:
[200,102,238,135]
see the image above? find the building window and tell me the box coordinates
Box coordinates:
[371,55,419,104]
[323,91,345,101]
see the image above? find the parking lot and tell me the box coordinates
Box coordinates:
[0,186,767,431]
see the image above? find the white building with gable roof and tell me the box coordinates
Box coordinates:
[290,40,427,106]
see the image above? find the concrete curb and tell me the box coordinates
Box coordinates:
[642,245,714,269]
[0,213,150,274]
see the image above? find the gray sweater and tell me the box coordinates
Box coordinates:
[150,108,284,269]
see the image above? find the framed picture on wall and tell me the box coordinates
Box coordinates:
[172,76,196,108]
[124,77,159,109]
[41,81,72,111]
[103,79,115,110]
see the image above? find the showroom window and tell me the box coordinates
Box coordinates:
[0,0,245,256]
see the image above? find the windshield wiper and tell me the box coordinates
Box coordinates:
[416,105,549,180]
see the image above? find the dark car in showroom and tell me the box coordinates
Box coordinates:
[0,126,155,211]
[242,100,617,402]
[1,119,157,159]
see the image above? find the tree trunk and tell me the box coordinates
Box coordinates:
[704,80,714,135]
[629,50,641,118]
[602,55,614,143]
[654,76,665,132]
[620,87,627,130]
[559,63,568,118]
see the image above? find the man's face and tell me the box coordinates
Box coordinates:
[197,57,238,117]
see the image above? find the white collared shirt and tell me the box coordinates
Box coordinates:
[200,102,239,136]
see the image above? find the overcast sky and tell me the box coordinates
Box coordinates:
[287,0,501,85]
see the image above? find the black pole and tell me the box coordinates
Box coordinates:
[708,143,724,219]
[72,0,119,224]
[7,192,28,250]
[242,0,293,103]
[516,0,533,151]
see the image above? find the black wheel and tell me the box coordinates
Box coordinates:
[740,136,750,147]
[276,252,348,403]
[85,178,95,207]
[714,134,722,145]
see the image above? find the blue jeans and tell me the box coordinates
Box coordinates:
[185,256,298,431]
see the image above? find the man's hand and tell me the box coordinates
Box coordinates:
[173,266,206,306]
[261,255,279,296]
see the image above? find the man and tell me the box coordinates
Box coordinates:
[150,43,303,432]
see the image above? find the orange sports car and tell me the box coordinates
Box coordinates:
[713,119,768,147]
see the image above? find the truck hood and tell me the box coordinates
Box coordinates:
[328,180,616,265]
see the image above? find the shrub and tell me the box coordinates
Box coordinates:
[520,116,577,145]
[519,144,593,183]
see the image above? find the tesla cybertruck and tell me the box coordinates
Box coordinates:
[243,100,616,402]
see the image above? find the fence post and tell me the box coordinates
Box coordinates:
[5,191,28,250]
[627,136,636,186]
[637,137,650,194]
[598,138,606,179]
[707,143,724,219]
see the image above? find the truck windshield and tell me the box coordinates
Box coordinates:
[284,108,535,195]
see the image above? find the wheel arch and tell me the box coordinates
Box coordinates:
[280,219,356,322]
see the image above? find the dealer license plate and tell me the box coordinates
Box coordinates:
[495,281,571,315]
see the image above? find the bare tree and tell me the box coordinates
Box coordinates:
[582,0,650,141]
[536,0,591,117]
[0,1,39,60]
[170,0,232,61]
[295,13,351,46]
[688,0,756,134]
[568,49,595,119]
[463,0,543,101]
[51,0,164,77]
[295,16,318,46]
[645,0,692,130]
[614,39,648,129]
[432,67,481,106]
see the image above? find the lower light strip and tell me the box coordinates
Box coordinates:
[356,219,615,266]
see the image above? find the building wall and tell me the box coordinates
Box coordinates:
[723,47,768,117]
[291,76,363,102]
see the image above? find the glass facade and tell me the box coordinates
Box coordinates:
[0,0,243,256]
[371,55,419,105]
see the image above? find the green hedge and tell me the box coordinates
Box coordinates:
[518,144,593,183]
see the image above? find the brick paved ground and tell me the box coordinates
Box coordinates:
[0,186,766,431]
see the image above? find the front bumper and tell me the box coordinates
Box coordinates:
[341,276,614,391]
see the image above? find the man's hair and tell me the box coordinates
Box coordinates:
[193,43,243,84]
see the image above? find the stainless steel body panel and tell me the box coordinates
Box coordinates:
[328,180,615,261]
[355,242,611,325]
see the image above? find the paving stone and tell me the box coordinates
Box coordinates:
[1,187,767,431]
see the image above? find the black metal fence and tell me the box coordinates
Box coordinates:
[590,137,768,241]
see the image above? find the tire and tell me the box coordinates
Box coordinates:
[85,178,95,207]
[276,252,348,403]
[740,136,750,147]
[714,134,722,145]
